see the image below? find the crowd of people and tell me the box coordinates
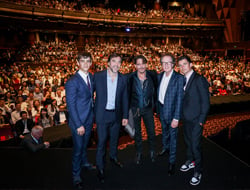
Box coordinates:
[0,39,249,140]
[10,0,203,20]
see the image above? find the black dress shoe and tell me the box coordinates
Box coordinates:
[110,158,123,168]
[158,149,169,156]
[82,163,96,171]
[150,152,156,163]
[97,169,105,183]
[168,163,175,176]
[74,181,84,189]
[135,153,142,165]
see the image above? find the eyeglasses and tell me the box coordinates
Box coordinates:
[161,62,173,65]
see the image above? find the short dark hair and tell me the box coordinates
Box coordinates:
[177,55,192,64]
[134,55,147,64]
[77,52,92,62]
[20,111,27,117]
[108,53,122,63]
[160,53,175,64]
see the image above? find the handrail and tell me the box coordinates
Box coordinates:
[0,1,224,27]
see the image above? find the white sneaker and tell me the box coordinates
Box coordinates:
[180,161,195,172]
[190,173,202,186]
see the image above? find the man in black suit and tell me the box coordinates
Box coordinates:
[178,55,210,186]
[15,111,34,140]
[21,125,50,152]
[54,104,69,126]
[127,55,157,164]
[93,53,129,183]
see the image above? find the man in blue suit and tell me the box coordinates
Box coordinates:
[178,55,210,186]
[93,53,128,183]
[157,53,185,176]
[65,52,95,189]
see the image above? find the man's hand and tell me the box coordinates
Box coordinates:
[171,119,179,128]
[77,126,85,136]
[122,119,128,126]
[19,135,25,139]
[44,142,50,148]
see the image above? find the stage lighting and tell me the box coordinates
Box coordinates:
[125,27,131,32]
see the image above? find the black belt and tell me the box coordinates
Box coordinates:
[105,109,115,112]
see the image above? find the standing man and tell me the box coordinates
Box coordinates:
[65,52,95,189]
[157,53,185,176]
[127,55,157,164]
[94,53,128,183]
[178,55,210,186]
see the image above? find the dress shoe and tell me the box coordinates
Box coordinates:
[158,149,169,156]
[168,163,175,176]
[135,153,142,165]
[97,169,105,183]
[150,151,156,163]
[74,181,84,189]
[82,163,96,171]
[110,158,123,168]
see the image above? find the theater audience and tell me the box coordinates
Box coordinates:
[47,99,58,118]
[38,108,53,128]
[15,111,34,139]
[11,103,22,125]
[31,99,43,124]
[54,104,68,125]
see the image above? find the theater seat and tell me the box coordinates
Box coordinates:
[0,124,14,141]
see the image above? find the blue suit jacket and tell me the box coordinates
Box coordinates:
[93,70,129,124]
[157,71,184,123]
[65,71,94,131]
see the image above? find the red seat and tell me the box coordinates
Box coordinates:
[0,124,14,141]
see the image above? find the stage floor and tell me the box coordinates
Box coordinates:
[0,132,249,190]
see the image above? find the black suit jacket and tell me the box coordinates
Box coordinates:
[21,133,45,152]
[15,119,34,137]
[93,70,129,124]
[182,71,210,124]
[54,111,69,125]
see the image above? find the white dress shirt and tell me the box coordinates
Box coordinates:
[158,70,173,104]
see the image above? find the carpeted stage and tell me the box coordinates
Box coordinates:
[0,94,250,189]
[0,131,249,190]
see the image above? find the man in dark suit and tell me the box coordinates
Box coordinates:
[21,125,50,152]
[53,104,69,126]
[157,53,185,176]
[65,52,95,189]
[127,55,157,164]
[178,55,210,186]
[94,53,129,183]
[15,111,34,140]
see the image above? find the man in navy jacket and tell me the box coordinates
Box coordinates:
[65,52,95,189]
[93,53,128,183]
[157,53,185,176]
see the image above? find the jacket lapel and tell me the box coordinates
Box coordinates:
[75,72,91,93]
[185,72,196,92]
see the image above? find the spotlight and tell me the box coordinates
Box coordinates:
[125,27,131,32]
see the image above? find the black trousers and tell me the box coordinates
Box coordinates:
[183,119,203,174]
[132,107,156,154]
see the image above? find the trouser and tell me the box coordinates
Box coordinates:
[132,107,156,154]
[96,110,120,170]
[160,118,178,164]
[183,119,203,174]
[71,123,92,183]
